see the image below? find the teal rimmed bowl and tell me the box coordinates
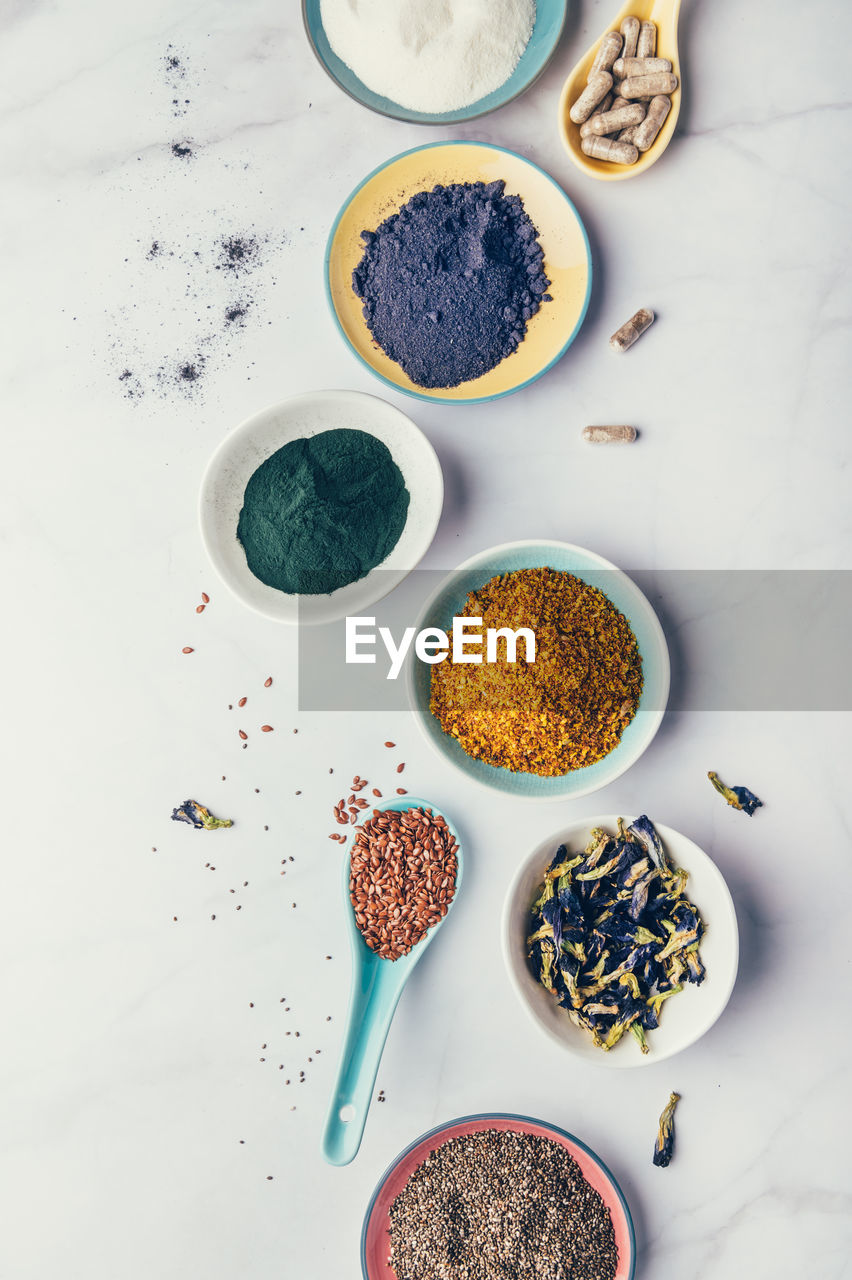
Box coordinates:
[361,1112,635,1279]
[407,540,670,801]
[303,0,568,124]
[325,142,592,405]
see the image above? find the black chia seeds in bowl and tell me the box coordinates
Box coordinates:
[361,1113,635,1280]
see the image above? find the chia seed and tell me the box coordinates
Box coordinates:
[388,1129,618,1280]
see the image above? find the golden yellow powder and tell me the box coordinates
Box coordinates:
[429,567,643,776]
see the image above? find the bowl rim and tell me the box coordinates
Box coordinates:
[302,0,569,126]
[406,539,670,800]
[360,1110,636,1280]
[324,141,593,406]
[501,813,740,1067]
[197,388,444,625]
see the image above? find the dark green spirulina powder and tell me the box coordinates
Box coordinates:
[236,428,409,595]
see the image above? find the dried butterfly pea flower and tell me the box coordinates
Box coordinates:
[171,799,233,830]
[708,771,763,815]
[526,816,705,1054]
[653,1091,681,1167]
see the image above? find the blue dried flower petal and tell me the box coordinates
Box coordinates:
[542,896,563,959]
[708,771,763,815]
[171,800,233,830]
[628,815,666,869]
[547,843,568,873]
[653,1092,680,1167]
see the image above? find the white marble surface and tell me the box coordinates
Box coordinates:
[1,2,850,1277]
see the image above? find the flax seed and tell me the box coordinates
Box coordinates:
[348,806,457,960]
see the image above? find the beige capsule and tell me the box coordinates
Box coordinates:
[620,15,640,58]
[580,102,645,137]
[612,56,672,78]
[580,134,639,164]
[637,20,657,57]
[610,307,655,352]
[619,72,678,99]
[633,94,672,150]
[582,425,638,444]
[569,70,613,123]
[588,90,614,119]
[590,29,623,75]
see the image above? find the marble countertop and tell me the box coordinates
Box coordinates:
[1,1,849,1277]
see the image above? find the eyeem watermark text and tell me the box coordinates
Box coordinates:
[345,616,536,680]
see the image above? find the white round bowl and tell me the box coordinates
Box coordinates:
[198,390,443,625]
[502,815,739,1067]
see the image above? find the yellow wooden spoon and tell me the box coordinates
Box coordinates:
[558,0,682,181]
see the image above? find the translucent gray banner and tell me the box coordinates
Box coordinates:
[297,570,852,712]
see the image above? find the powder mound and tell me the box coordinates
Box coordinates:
[430,568,643,776]
[236,429,410,596]
[320,0,535,114]
[352,181,551,389]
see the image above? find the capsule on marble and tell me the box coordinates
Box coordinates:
[580,102,645,137]
[610,308,655,353]
[637,20,657,57]
[580,134,639,164]
[620,15,640,59]
[619,72,678,99]
[590,30,623,75]
[613,56,672,78]
[570,71,613,123]
[632,95,672,151]
[582,425,638,444]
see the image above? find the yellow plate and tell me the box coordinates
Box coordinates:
[325,142,592,405]
[558,0,682,182]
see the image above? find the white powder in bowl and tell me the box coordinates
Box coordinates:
[320,0,537,114]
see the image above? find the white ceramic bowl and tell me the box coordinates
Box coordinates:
[408,541,670,801]
[198,390,443,625]
[503,815,739,1067]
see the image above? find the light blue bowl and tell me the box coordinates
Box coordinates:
[407,540,670,801]
[303,0,568,125]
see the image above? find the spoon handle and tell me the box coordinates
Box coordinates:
[321,960,404,1166]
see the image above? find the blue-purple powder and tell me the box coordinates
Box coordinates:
[352,180,551,389]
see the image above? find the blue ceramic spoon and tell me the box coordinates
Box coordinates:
[322,795,463,1166]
